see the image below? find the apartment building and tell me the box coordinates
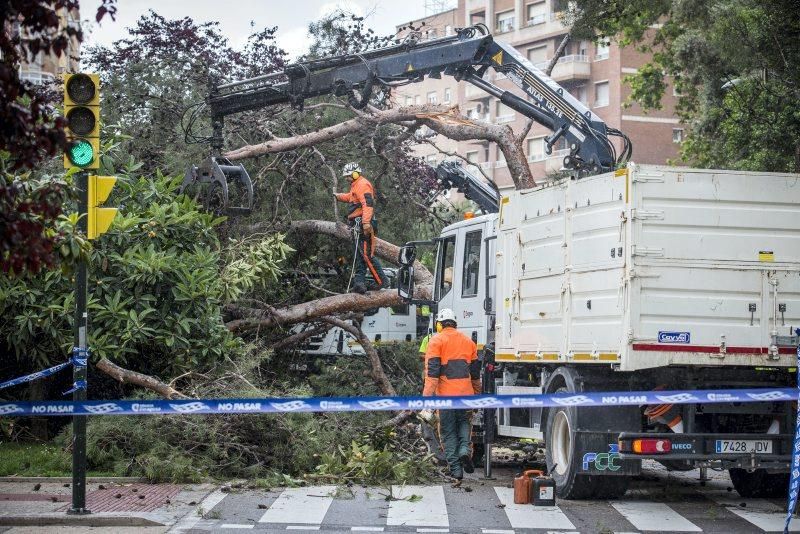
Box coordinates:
[396,0,683,189]
[14,6,80,85]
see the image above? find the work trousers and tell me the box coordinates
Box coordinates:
[352,218,384,288]
[438,409,471,478]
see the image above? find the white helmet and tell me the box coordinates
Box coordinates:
[436,308,457,323]
[342,161,362,177]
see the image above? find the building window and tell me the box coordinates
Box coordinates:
[471,11,485,25]
[443,87,452,103]
[595,39,610,61]
[526,2,546,26]
[527,45,547,66]
[577,40,589,57]
[527,137,545,161]
[405,96,413,106]
[427,91,438,104]
[574,85,588,105]
[495,10,515,33]
[466,151,479,163]
[594,81,609,107]
[462,230,482,298]
[495,101,515,123]
[414,95,421,105]
[673,128,684,143]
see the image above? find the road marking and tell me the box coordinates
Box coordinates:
[482,530,514,534]
[494,487,575,530]
[611,501,701,532]
[220,525,254,530]
[703,489,800,532]
[387,485,448,527]
[259,485,336,524]
[168,487,227,532]
[417,529,449,533]
[287,526,320,531]
[351,528,384,532]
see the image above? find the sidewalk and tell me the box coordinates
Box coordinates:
[0,478,219,531]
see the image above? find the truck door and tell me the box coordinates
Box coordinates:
[434,234,457,314]
[457,227,485,345]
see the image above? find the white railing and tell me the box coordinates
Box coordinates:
[496,113,515,124]
[535,54,590,71]
[527,14,547,26]
[528,148,571,163]
[479,161,494,170]
[467,112,490,122]
[19,70,54,84]
[495,160,508,168]
[595,51,609,60]
[528,153,546,162]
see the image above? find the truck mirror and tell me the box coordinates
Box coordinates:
[398,265,415,302]
[398,245,417,266]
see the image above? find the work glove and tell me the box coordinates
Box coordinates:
[362,222,373,238]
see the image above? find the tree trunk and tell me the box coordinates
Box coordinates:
[96,357,188,400]
[226,104,535,190]
[282,219,434,286]
[226,287,431,333]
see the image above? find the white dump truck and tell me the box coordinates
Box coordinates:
[398,163,800,499]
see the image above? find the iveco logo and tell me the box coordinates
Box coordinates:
[658,331,691,344]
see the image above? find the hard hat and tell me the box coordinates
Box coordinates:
[342,162,362,178]
[436,308,456,323]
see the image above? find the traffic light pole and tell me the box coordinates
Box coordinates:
[68,171,90,515]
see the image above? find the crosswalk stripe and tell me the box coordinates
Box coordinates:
[703,489,800,532]
[259,486,336,524]
[351,528,384,532]
[220,526,254,530]
[482,530,514,534]
[387,485,449,527]
[611,501,702,532]
[287,526,320,530]
[493,487,575,530]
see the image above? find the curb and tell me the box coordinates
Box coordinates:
[0,476,145,483]
[0,514,164,527]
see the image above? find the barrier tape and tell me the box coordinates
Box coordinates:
[0,348,88,393]
[0,387,798,417]
[0,361,72,391]
[785,339,800,533]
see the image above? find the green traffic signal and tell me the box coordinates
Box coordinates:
[67,139,95,167]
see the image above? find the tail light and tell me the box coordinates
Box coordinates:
[632,438,672,454]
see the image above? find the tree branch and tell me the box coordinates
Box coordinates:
[319,316,396,396]
[96,357,189,400]
[269,323,332,352]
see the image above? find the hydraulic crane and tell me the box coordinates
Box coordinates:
[433,160,500,214]
[182,24,631,213]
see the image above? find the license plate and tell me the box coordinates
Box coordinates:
[715,439,773,454]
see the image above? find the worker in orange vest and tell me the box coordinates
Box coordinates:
[422,308,480,481]
[334,162,385,294]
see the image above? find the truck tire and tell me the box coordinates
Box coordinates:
[544,388,595,499]
[729,468,789,498]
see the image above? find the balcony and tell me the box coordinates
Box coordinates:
[479,161,494,170]
[535,54,591,82]
[495,113,515,124]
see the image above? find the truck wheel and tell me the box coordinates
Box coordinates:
[545,388,595,499]
[729,468,789,498]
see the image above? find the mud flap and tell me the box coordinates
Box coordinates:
[574,427,641,476]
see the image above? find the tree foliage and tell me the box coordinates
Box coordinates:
[565,0,800,171]
[0,153,289,377]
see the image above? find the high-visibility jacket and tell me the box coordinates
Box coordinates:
[335,175,376,222]
[423,327,480,397]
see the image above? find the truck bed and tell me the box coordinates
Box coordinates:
[494,164,800,371]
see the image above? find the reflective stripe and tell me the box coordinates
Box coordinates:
[427,357,442,378]
[469,360,481,380]
[441,360,470,379]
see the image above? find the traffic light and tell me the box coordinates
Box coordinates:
[87,175,117,239]
[63,73,100,169]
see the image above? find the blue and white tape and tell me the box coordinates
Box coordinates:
[785,338,800,533]
[0,360,72,391]
[0,387,797,417]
